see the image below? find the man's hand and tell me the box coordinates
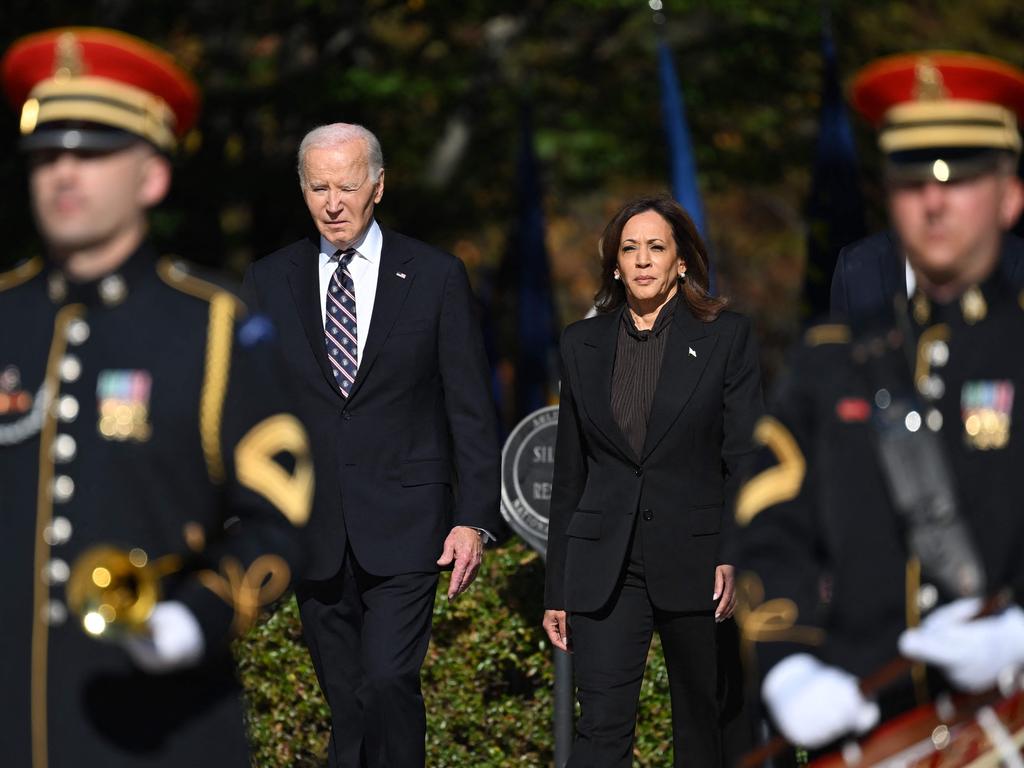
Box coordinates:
[899,597,1024,693]
[714,563,737,622]
[437,526,483,600]
[543,609,571,652]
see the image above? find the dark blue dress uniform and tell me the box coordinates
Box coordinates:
[734,270,1024,718]
[0,247,313,767]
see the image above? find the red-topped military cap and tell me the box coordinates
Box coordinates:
[2,27,199,152]
[851,51,1024,182]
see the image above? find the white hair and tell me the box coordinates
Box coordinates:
[297,123,384,188]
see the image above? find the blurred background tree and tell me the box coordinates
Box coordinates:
[3,1,1024,764]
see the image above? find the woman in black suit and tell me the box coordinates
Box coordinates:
[542,195,763,766]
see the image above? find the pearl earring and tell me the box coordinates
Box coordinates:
[613,272,620,281]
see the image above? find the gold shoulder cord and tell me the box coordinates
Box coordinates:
[0,257,43,292]
[33,304,85,768]
[156,259,245,484]
[735,416,807,527]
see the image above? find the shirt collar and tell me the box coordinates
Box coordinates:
[319,219,383,269]
[622,292,679,340]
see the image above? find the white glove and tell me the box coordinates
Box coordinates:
[122,601,205,674]
[899,597,1024,693]
[762,653,880,748]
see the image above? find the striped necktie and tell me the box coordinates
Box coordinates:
[325,248,358,397]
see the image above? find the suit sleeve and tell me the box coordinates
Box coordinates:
[544,332,588,610]
[733,343,829,678]
[240,264,261,313]
[719,315,765,565]
[173,311,312,648]
[830,248,851,320]
[437,257,502,534]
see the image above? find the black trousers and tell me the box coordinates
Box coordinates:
[569,521,722,767]
[295,547,438,768]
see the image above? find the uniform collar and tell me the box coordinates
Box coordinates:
[909,266,1010,329]
[45,242,156,308]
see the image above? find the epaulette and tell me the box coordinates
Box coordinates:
[156,256,246,316]
[803,324,851,347]
[0,256,43,293]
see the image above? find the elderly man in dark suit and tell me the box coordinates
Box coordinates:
[242,123,501,768]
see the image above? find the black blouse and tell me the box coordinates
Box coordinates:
[610,293,679,459]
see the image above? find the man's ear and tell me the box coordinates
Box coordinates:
[998,174,1024,230]
[139,151,172,208]
[373,169,385,204]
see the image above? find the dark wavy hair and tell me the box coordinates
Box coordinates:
[593,194,727,322]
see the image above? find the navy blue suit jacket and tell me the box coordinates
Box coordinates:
[242,229,501,580]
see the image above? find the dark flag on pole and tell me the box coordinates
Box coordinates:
[657,39,716,294]
[510,108,560,419]
[804,13,866,318]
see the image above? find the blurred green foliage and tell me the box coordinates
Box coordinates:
[237,539,679,766]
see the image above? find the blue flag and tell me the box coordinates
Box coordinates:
[511,109,560,418]
[804,17,866,318]
[658,40,715,294]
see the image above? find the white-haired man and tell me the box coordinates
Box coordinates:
[242,123,501,767]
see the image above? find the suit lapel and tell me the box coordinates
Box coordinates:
[346,228,415,402]
[574,308,636,463]
[639,304,718,462]
[287,236,343,398]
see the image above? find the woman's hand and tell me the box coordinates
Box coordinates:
[714,564,736,622]
[543,609,571,652]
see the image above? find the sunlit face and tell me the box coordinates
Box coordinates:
[888,170,1023,284]
[301,140,385,250]
[616,210,686,306]
[29,144,166,259]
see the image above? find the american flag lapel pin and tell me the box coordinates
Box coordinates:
[396,272,407,279]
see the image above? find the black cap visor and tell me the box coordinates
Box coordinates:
[19,121,144,153]
[884,147,1013,185]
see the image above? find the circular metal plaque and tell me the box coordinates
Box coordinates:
[501,405,559,558]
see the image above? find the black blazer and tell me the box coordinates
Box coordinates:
[242,229,501,580]
[544,302,763,614]
[830,230,1024,324]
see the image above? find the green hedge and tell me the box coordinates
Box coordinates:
[236,539,676,766]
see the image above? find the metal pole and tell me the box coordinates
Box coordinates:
[553,646,574,767]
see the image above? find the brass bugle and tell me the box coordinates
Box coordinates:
[66,545,182,638]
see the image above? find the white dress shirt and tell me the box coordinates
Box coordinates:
[318,220,383,364]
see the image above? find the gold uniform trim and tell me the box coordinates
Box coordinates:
[198,294,235,484]
[736,573,825,648]
[879,99,1021,153]
[156,258,245,314]
[198,555,291,636]
[804,324,850,347]
[156,259,246,485]
[33,304,85,768]
[24,76,177,150]
[0,257,43,292]
[736,416,807,527]
[235,414,314,527]
[905,557,929,704]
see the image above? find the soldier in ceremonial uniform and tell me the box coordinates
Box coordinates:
[735,52,1024,752]
[0,28,313,767]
